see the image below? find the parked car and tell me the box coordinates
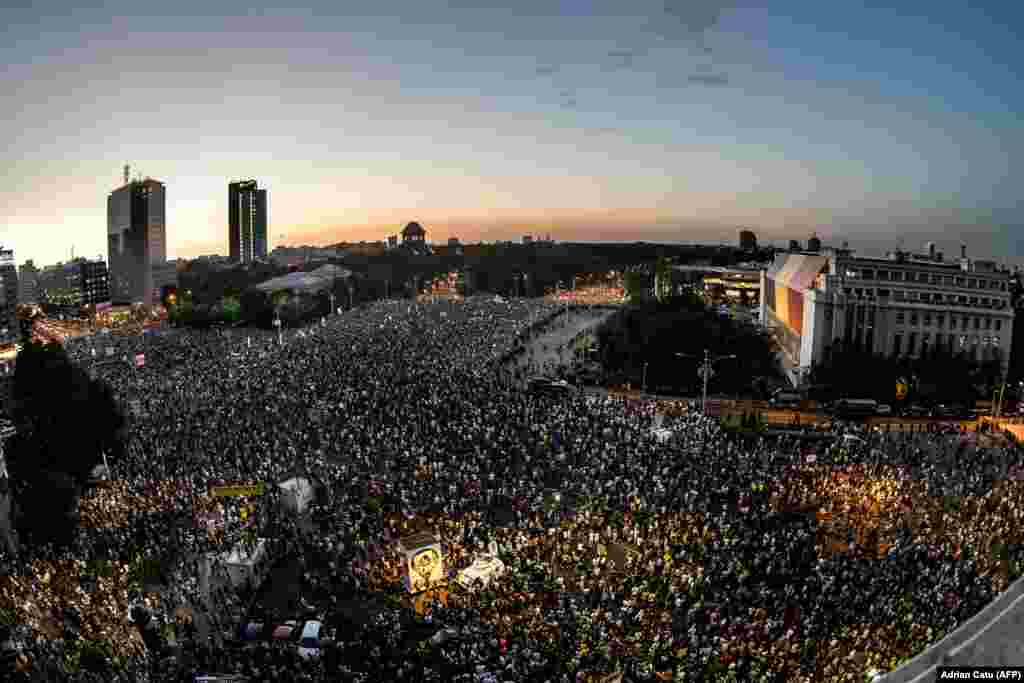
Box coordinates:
[528,377,574,397]
[831,399,878,418]
[769,391,803,408]
[932,404,971,419]
[238,620,302,643]
[900,404,930,418]
[297,621,326,660]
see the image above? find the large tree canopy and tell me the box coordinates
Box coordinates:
[7,340,127,549]
[809,339,997,404]
[594,298,781,396]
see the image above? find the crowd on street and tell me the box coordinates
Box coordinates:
[1,295,1024,681]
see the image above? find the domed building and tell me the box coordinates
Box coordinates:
[401,221,426,246]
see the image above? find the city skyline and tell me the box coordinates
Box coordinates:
[2,1,1021,267]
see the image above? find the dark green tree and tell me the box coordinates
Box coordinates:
[7,340,127,550]
[654,256,673,303]
[594,299,780,396]
[623,271,646,304]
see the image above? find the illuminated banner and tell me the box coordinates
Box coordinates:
[399,531,446,594]
[896,378,909,402]
[766,254,827,337]
[210,483,265,497]
[195,509,225,532]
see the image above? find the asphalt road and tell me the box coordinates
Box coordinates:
[508,307,615,376]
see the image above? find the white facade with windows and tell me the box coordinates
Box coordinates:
[761,247,1014,379]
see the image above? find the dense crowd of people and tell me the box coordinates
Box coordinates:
[1,295,1024,680]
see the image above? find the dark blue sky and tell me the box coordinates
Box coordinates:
[2,0,1021,264]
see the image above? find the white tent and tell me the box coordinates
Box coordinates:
[456,554,506,591]
[279,476,316,514]
[219,538,268,588]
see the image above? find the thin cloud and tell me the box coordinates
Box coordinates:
[535,65,559,76]
[605,48,644,71]
[687,73,729,86]
[661,1,725,39]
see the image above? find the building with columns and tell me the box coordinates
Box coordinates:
[761,243,1014,381]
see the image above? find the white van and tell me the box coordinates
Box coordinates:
[298,620,323,659]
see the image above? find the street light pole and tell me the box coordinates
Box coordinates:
[678,349,738,415]
[702,350,711,414]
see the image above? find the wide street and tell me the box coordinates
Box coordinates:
[508,305,615,377]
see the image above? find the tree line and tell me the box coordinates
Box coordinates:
[165,243,772,329]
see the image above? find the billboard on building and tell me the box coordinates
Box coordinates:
[765,254,827,360]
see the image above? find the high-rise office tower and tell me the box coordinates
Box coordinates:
[0,247,18,345]
[229,180,268,263]
[107,170,166,305]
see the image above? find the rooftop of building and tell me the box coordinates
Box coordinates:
[251,264,353,294]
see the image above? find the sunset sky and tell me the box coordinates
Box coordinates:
[2,1,1021,266]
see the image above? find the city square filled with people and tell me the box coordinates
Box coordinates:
[3,295,1024,681]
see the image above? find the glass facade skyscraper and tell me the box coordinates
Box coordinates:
[0,247,18,345]
[229,180,268,263]
[107,178,166,305]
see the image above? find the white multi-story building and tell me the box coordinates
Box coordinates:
[761,243,1014,381]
